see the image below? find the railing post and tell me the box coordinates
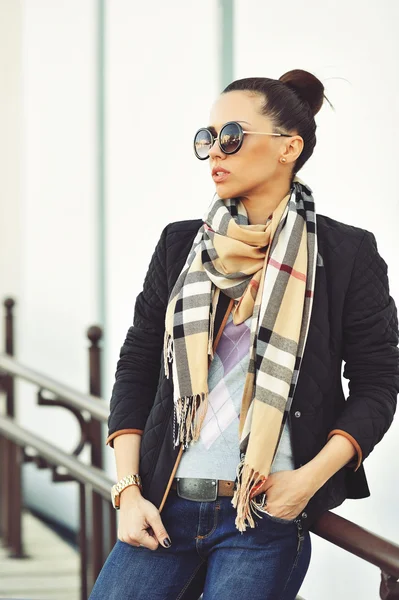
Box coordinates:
[1,299,24,557]
[0,435,10,545]
[79,482,88,600]
[8,443,24,557]
[87,325,104,587]
[4,298,15,415]
[380,571,399,599]
[1,299,15,546]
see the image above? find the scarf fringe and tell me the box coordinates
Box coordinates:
[165,329,210,449]
[231,456,268,532]
[173,392,209,448]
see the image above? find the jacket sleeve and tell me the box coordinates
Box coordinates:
[327,230,399,470]
[106,225,169,448]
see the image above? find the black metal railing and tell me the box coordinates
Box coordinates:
[0,297,398,600]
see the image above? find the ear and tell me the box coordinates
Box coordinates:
[281,135,304,165]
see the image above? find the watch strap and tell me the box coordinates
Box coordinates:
[112,474,142,509]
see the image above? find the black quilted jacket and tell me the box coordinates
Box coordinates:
[107,215,399,531]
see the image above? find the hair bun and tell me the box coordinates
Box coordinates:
[279,69,324,116]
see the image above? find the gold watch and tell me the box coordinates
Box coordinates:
[111,474,142,509]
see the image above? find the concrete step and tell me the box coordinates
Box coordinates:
[0,510,80,600]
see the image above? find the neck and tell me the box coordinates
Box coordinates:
[239,178,292,225]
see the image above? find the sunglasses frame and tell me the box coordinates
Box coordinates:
[194,120,292,160]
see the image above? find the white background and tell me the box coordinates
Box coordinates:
[0,1,398,598]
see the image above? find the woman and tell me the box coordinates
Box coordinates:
[89,69,399,599]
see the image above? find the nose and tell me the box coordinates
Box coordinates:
[209,136,224,160]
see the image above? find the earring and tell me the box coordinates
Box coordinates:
[280,157,287,163]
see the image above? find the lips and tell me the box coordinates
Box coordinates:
[212,166,230,177]
[212,166,230,184]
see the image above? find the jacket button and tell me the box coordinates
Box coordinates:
[302,511,307,519]
[294,411,301,418]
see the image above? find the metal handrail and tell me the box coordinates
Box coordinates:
[4,409,399,578]
[0,354,108,422]
[0,416,112,499]
[3,403,399,581]
[3,409,399,599]
[312,511,399,578]
[1,297,399,599]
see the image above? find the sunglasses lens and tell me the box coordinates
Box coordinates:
[219,122,242,154]
[194,129,213,159]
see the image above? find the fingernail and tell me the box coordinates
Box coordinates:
[163,537,171,548]
[250,483,262,499]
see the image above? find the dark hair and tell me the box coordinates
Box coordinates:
[223,69,328,175]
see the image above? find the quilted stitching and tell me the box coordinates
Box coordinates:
[336,231,398,459]
[107,221,201,472]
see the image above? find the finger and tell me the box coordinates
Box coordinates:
[137,528,159,551]
[118,526,159,550]
[250,479,268,499]
[147,513,172,549]
[262,476,273,491]
[118,533,155,550]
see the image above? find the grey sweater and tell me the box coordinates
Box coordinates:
[176,311,295,481]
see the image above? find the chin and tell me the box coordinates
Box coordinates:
[215,183,241,200]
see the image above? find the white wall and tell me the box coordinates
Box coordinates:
[0,0,23,329]
[14,0,98,529]
[234,1,399,598]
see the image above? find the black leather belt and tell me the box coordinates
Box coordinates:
[171,478,235,501]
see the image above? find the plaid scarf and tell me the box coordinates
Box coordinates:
[163,177,317,532]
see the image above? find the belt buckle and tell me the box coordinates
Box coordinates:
[176,478,218,502]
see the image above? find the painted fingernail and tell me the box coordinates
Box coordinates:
[163,537,171,548]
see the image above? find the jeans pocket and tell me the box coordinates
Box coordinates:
[259,510,296,525]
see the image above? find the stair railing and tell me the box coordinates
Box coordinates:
[0,297,398,600]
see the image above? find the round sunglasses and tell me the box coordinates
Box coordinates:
[193,121,292,160]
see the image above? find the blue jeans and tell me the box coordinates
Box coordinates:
[89,488,311,600]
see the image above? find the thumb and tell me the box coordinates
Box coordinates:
[147,512,172,548]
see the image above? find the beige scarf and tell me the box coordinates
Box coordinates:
[164,177,317,531]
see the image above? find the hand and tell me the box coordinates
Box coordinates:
[118,486,172,551]
[249,468,317,521]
